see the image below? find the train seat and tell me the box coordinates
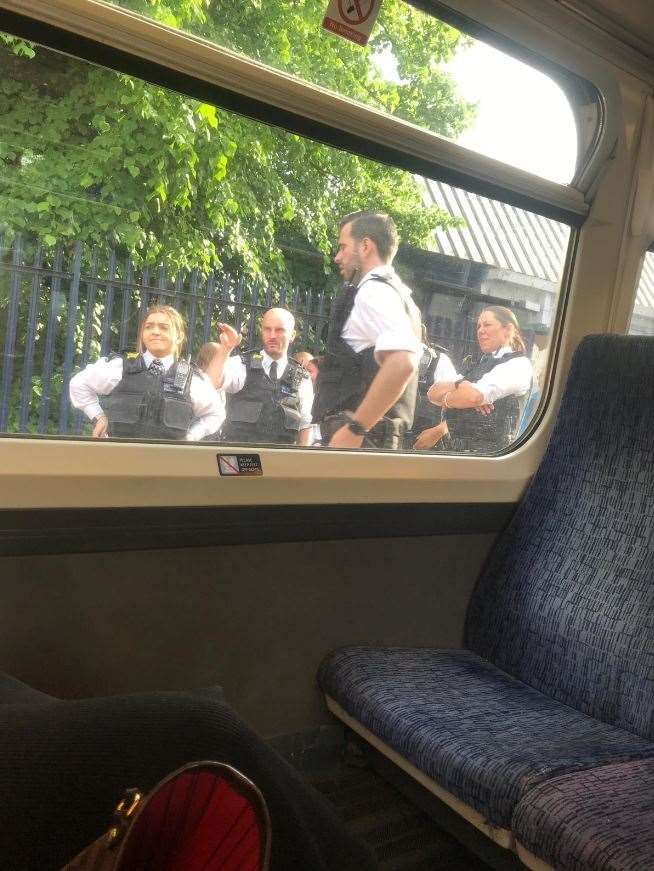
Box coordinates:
[319,334,654,855]
[319,646,654,841]
[513,758,654,871]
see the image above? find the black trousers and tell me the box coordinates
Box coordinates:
[0,675,377,871]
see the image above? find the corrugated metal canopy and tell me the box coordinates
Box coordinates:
[424,178,654,314]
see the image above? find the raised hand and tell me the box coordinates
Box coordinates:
[217,323,243,352]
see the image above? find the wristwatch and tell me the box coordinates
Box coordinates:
[454,377,465,387]
[345,417,369,436]
[91,413,107,425]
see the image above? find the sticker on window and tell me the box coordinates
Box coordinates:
[217,454,263,476]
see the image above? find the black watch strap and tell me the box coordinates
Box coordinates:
[346,418,369,436]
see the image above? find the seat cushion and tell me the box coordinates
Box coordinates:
[513,758,654,870]
[318,647,654,828]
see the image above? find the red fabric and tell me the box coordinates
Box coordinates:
[119,768,264,870]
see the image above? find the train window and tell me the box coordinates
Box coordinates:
[628,250,654,336]
[0,30,571,456]
[107,0,583,184]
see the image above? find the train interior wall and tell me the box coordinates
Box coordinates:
[0,532,496,737]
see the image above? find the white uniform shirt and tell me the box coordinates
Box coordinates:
[341,266,420,362]
[69,350,225,440]
[469,345,533,405]
[222,350,314,430]
[432,352,459,385]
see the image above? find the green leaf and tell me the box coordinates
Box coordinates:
[198,103,219,128]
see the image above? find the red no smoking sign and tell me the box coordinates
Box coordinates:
[322,0,381,45]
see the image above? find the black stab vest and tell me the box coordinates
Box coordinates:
[406,343,451,438]
[221,353,307,445]
[100,354,195,440]
[312,272,421,428]
[445,351,527,452]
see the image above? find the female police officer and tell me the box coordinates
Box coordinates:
[70,304,224,441]
[427,305,533,453]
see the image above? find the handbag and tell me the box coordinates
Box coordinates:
[61,761,271,871]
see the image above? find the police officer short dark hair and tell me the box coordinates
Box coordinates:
[339,211,399,262]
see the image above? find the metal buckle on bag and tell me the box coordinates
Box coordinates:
[106,788,142,848]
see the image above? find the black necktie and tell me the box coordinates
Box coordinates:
[269,361,278,383]
[149,358,164,375]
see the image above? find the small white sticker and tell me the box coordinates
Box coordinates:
[322,0,381,46]
[218,454,263,476]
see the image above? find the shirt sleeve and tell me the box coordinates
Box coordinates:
[221,355,247,394]
[354,283,420,358]
[473,357,534,405]
[187,373,226,441]
[297,374,314,429]
[69,356,123,420]
[433,354,460,384]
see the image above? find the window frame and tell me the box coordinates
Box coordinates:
[0,0,637,513]
[0,0,588,223]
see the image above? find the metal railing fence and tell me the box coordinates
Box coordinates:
[0,234,331,435]
[0,233,524,438]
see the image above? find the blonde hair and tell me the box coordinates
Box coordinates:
[137,304,186,359]
[196,341,220,371]
[293,351,314,368]
[480,305,526,354]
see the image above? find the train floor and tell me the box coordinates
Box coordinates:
[309,759,493,870]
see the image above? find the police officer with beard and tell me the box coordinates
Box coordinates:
[313,211,421,450]
[205,307,313,445]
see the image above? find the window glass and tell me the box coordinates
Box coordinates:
[108,0,579,183]
[0,34,569,454]
[628,251,654,336]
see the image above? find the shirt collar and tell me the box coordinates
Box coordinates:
[493,345,514,358]
[260,349,287,371]
[357,264,396,288]
[143,350,175,370]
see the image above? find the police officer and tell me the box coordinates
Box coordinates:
[407,339,458,450]
[427,305,533,453]
[206,308,313,445]
[313,211,421,450]
[70,304,224,440]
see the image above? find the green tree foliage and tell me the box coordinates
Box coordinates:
[0,3,475,279]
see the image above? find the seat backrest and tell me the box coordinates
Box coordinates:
[465,335,654,741]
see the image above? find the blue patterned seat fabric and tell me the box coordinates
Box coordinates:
[465,336,654,742]
[512,758,654,871]
[318,646,654,828]
[319,336,654,844]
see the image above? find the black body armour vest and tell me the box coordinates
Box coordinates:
[100,354,195,440]
[221,353,307,445]
[405,344,451,440]
[312,273,421,430]
[445,351,526,453]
